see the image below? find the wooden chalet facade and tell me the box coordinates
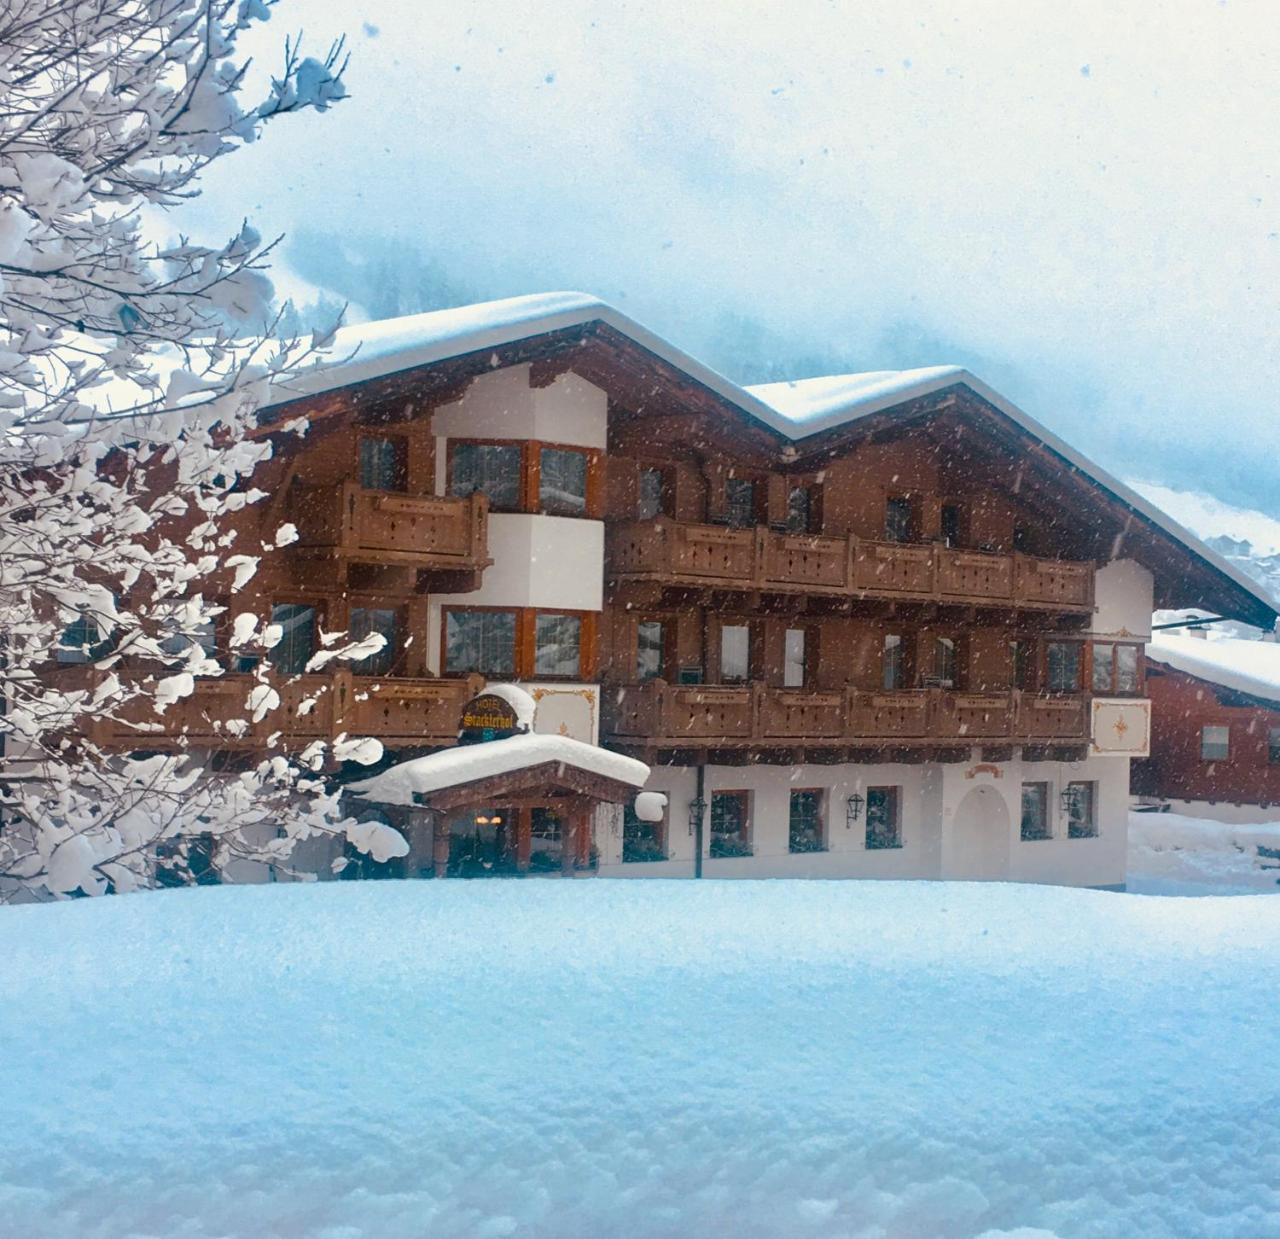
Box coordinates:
[53,293,1278,886]
[1133,636,1280,818]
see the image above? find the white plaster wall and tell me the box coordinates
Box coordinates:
[431,366,607,495]
[597,752,1130,887]
[1090,559,1154,640]
[428,516,604,653]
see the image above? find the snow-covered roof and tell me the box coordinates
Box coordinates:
[347,733,651,806]
[1146,635,1280,706]
[271,292,1276,626]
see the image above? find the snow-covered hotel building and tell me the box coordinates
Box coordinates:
[86,294,1278,888]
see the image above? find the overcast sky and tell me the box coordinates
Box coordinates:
[181,1,1280,515]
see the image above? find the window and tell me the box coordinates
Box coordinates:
[710,791,751,857]
[934,637,958,688]
[789,789,825,853]
[1020,782,1051,840]
[1010,639,1032,690]
[865,787,901,849]
[786,485,815,534]
[637,620,666,682]
[534,612,582,678]
[56,612,110,665]
[269,603,317,675]
[720,624,751,682]
[1116,645,1140,694]
[1066,781,1097,839]
[885,496,915,543]
[449,441,522,511]
[159,617,217,662]
[530,807,564,866]
[1201,725,1230,761]
[623,800,666,862]
[725,477,758,529]
[1092,643,1142,696]
[156,833,219,888]
[358,435,407,492]
[784,628,807,688]
[637,466,669,520]
[445,609,517,677]
[1091,642,1114,693]
[442,608,596,680]
[1046,642,1081,693]
[539,446,589,516]
[349,607,399,676]
[940,503,964,547]
[1270,727,1280,765]
[883,634,906,691]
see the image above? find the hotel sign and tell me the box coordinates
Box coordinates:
[459,693,521,744]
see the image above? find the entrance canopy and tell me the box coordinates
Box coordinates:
[347,732,650,811]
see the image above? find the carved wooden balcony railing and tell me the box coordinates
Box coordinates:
[603,681,1091,748]
[289,482,490,573]
[607,519,1095,612]
[60,668,483,752]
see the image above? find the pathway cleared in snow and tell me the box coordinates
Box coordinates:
[2,880,1278,1238]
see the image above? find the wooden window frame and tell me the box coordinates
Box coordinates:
[440,605,598,682]
[788,788,826,853]
[1200,724,1230,763]
[1066,780,1098,839]
[1020,781,1052,841]
[714,618,760,685]
[348,603,408,677]
[884,494,920,544]
[357,432,410,493]
[865,786,902,850]
[784,481,823,534]
[709,789,752,858]
[635,463,674,521]
[1044,639,1084,695]
[1089,641,1145,697]
[622,799,667,863]
[635,615,674,683]
[446,438,604,518]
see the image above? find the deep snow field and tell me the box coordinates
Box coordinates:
[2,879,1279,1239]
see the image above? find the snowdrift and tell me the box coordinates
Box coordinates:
[2,881,1278,1237]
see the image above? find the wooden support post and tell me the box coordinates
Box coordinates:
[561,807,577,878]
[516,805,531,874]
[432,811,449,879]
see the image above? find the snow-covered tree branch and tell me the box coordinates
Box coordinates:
[0,0,386,900]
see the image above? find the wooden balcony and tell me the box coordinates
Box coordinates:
[66,668,482,753]
[289,481,490,574]
[604,680,1091,749]
[607,519,1094,612]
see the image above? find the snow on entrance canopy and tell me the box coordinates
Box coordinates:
[347,732,650,806]
[270,292,1277,626]
[1146,634,1280,706]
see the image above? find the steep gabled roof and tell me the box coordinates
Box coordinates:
[269,292,1279,629]
[1146,635,1280,708]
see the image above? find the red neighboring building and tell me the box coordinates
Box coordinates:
[1135,635,1280,814]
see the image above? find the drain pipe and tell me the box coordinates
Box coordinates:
[694,762,705,880]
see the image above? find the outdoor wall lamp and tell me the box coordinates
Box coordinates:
[1059,786,1082,817]
[688,795,706,836]
[846,793,864,827]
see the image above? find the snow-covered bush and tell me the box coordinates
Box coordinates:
[0,1,385,900]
